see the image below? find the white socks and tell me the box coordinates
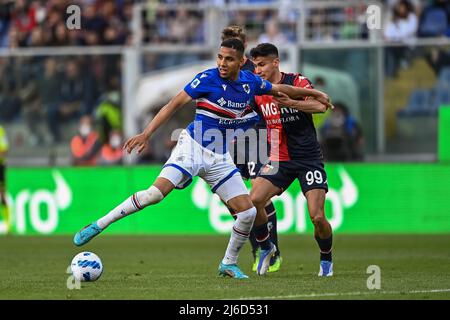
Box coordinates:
[95,185,257,267]
[96,186,164,229]
[222,206,257,265]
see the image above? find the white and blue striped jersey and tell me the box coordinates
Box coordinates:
[183,68,272,154]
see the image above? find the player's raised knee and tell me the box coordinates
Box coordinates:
[250,190,267,209]
[236,206,257,223]
[228,194,254,213]
[138,185,164,207]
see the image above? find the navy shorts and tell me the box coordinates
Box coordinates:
[258,159,328,195]
[235,159,266,180]
[231,130,269,180]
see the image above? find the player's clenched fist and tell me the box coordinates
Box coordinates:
[312,89,333,109]
[123,133,148,154]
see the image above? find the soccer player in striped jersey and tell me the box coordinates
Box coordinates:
[248,43,335,277]
[221,26,282,273]
[73,39,331,279]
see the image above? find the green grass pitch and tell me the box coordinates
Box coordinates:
[1,234,449,300]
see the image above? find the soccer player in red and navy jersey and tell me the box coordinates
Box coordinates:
[248,43,335,277]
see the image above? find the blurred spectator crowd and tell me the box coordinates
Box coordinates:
[2,0,450,165]
[0,54,122,147]
[383,0,450,41]
[2,0,450,48]
[307,0,450,42]
[0,0,134,48]
[70,114,124,166]
[383,0,450,78]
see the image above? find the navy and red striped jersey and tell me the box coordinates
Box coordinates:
[254,72,323,161]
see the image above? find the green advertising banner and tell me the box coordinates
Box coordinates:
[2,164,450,235]
[439,106,450,162]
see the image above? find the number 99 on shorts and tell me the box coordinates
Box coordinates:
[306,170,323,185]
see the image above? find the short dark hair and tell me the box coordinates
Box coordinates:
[220,38,245,57]
[221,25,246,43]
[250,43,279,59]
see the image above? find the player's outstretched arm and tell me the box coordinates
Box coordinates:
[124,90,192,154]
[270,84,332,108]
[273,92,334,113]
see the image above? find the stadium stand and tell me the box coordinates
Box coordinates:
[1,0,450,164]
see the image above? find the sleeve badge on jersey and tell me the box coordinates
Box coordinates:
[242,83,250,94]
[190,78,201,89]
[260,81,267,89]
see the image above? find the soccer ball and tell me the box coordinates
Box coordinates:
[71,251,103,282]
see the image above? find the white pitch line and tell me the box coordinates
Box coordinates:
[233,289,450,300]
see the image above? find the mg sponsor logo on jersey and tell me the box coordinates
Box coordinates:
[1,170,72,235]
[191,166,358,234]
[260,103,299,117]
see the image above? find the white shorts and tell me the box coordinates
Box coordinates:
[159,130,249,202]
